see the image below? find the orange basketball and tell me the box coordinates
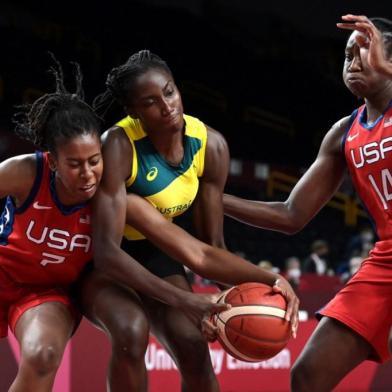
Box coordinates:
[212,282,291,362]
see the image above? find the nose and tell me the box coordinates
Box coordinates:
[348,54,362,72]
[161,98,175,117]
[80,163,94,180]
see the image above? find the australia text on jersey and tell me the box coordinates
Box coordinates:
[156,200,193,215]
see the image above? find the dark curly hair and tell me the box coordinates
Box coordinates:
[14,54,101,154]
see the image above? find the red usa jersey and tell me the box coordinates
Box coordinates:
[343,102,392,240]
[0,151,92,285]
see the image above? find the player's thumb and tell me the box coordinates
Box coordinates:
[213,302,231,314]
[272,284,283,294]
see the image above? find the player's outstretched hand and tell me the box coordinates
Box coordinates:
[272,277,299,338]
[181,291,231,340]
[337,14,392,77]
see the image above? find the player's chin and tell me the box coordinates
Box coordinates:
[345,81,367,98]
[162,114,184,133]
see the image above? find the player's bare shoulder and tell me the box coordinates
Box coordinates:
[101,125,133,180]
[203,125,230,180]
[101,125,131,153]
[320,116,352,157]
[0,153,37,201]
[206,125,229,155]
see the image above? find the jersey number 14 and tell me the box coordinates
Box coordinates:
[368,168,392,210]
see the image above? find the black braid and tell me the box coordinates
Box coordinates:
[93,49,172,116]
[14,54,100,153]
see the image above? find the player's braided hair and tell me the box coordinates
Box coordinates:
[14,54,101,153]
[370,17,392,56]
[93,49,172,115]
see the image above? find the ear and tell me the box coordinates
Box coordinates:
[47,152,57,172]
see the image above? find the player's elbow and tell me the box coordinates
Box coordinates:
[183,245,210,275]
[279,203,307,235]
[279,220,301,235]
[278,212,304,235]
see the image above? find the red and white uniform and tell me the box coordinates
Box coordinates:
[319,102,392,362]
[0,151,92,336]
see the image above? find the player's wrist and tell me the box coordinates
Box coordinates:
[162,285,188,308]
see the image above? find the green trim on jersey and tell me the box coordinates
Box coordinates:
[130,135,202,197]
[117,114,207,240]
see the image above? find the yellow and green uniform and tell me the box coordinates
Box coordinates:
[117,113,207,241]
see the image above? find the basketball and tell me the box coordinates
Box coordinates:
[212,282,291,362]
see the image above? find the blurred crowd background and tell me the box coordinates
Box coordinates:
[1,0,391,314]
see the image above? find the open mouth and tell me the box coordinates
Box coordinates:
[80,184,96,193]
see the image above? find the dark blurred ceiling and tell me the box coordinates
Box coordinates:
[0,1,391,165]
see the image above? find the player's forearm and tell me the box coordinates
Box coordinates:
[198,246,278,286]
[94,245,185,307]
[223,194,300,234]
[133,217,276,287]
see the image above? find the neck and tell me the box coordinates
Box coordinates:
[364,85,392,122]
[53,175,81,207]
[146,123,185,166]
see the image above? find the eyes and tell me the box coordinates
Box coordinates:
[67,155,102,169]
[345,53,353,62]
[142,88,176,107]
[344,38,369,64]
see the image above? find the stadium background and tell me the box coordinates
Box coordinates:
[1,1,392,390]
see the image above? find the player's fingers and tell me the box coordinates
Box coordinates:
[204,290,228,305]
[201,329,215,341]
[272,283,291,319]
[354,22,375,33]
[336,23,368,35]
[284,296,294,322]
[291,300,299,339]
[355,22,378,39]
[201,319,219,342]
[213,302,231,314]
[202,318,218,330]
[291,319,298,339]
[355,33,370,48]
[272,279,283,293]
[341,14,370,23]
[337,22,357,30]
[274,286,291,320]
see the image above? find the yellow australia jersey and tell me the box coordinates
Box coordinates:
[117,114,207,240]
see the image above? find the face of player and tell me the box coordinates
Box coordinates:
[49,132,103,205]
[343,31,390,98]
[125,68,184,135]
